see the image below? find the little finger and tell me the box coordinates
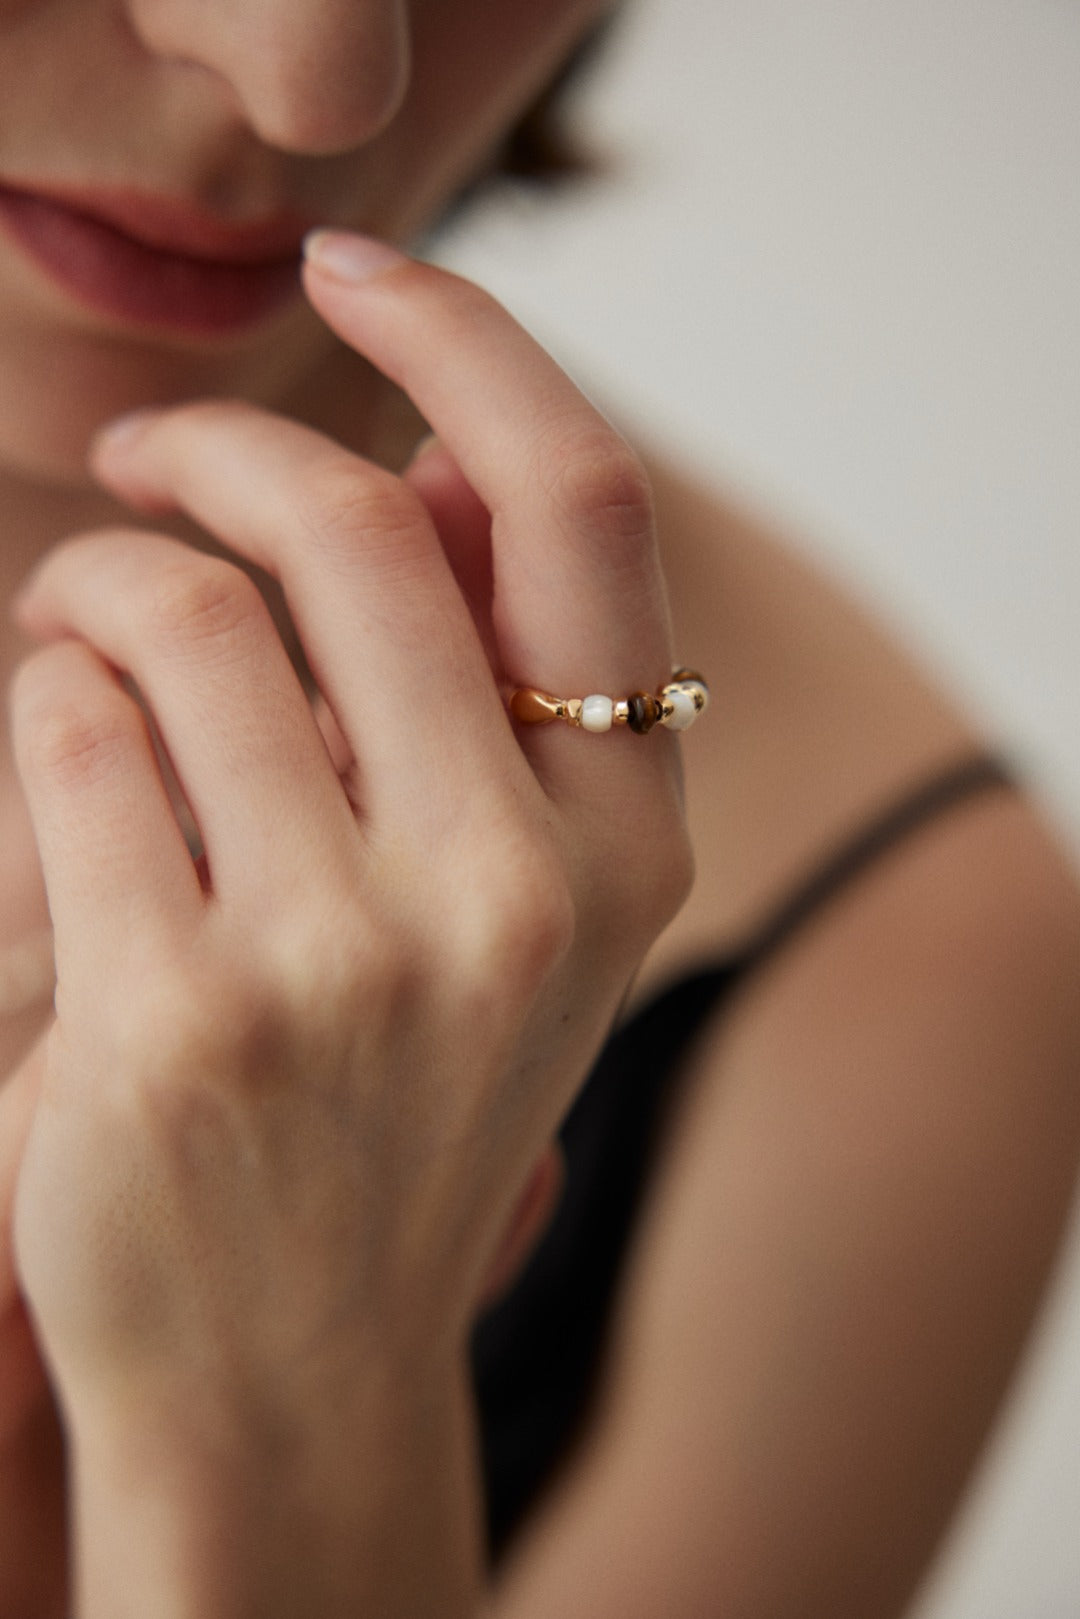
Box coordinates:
[10,639,203,962]
[15,533,355,906]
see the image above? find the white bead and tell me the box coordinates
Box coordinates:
[662,688,697,731]
[581,694,614,733]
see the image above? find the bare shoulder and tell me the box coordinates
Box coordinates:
[494,783,1080,1619]
[488,459,1080,1619]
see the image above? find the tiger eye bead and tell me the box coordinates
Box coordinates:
[627,691,661,734]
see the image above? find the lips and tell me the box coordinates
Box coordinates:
[0,181,313,336]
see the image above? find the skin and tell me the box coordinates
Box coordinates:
[12,246,690,1618]
[2,4,1080,1618]
[1,2,659,1611]
[0,0,603,480]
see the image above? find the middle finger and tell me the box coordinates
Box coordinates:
[89,403,523,817]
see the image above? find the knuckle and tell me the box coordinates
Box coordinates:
[333,926,420,1030]
[113,978,196,1088]
[235,893,425,1069]
[120,963,287,1125]
[20,689,140,794]
[270,902,404,1016]
[522,878,577,981]
[292,463,431,571]
[457,841,576,991]
[146,558,266,658]
[101,905,425,1154]
[544,433,655,546]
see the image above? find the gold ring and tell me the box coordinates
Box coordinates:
[508,668,709,735]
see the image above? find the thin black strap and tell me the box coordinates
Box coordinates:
[472,752,1017,1559]
[730,752,1016,981]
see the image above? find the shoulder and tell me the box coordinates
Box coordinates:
[488,457,1080,1619]
[538,783,1080,1618]
[632,453,1080,1427]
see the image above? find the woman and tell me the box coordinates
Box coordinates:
[1,2,1078,1615]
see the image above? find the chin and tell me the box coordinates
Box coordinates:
[0,414,101,489]
[0,374,148,489]
[0,305,337,491]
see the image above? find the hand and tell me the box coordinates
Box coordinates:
[9,239,692,1442]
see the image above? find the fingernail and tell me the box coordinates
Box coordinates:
[91,407,160,457]
[302,229,408,284]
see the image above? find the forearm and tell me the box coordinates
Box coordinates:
[67,1354,484,1619]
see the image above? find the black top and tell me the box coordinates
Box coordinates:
[470,754,1014,1559]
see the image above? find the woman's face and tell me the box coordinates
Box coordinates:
[0,0,606,481]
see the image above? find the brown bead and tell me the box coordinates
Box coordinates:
[671,667,707,691]
[627,691,661,734]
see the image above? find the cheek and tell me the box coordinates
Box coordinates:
[414,0,608,122]
[378,0,609,229]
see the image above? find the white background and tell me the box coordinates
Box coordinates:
[437,2,1080,1614]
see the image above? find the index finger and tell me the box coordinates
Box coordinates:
[301,234,673,698]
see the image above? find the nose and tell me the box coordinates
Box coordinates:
[125,0,411,156]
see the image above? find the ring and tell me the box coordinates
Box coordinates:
[508,668,709,735]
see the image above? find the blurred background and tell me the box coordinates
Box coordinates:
[435,1,1080,1615]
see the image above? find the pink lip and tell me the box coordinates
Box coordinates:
[0,181,315,336]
